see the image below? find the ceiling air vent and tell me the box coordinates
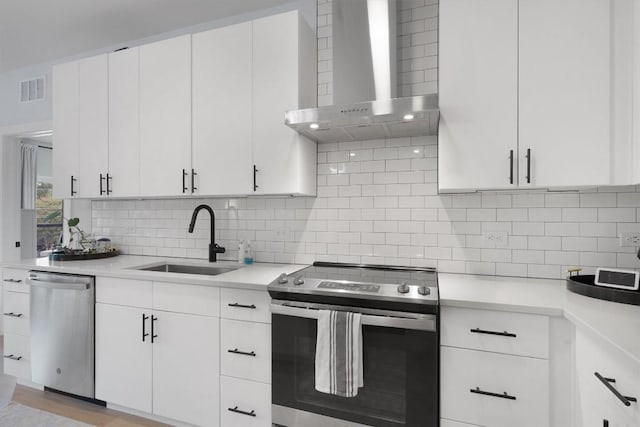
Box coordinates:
[20,76,46,103]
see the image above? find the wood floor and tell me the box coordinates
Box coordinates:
[12,386,171,426]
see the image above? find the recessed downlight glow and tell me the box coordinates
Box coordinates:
[309,123,319,129]
[413,149,420,154]
[403,114,415,120]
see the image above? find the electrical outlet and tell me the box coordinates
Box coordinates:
[619,232,640,247]
[483,231,508,248]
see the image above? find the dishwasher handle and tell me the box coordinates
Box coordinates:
[27,278,91,291]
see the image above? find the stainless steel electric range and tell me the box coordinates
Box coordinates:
[268,262,439,427]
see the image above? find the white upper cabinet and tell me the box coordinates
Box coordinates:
[192,22,253,196]
[519,0,611,188]
[139,35,192,197]
[52,61,80,199]
[108,47,140,198]
[252,11,317,196]
[52,11,316,199]
[439,0,639,192]
[77,54,109,198]
[438,0,518,192]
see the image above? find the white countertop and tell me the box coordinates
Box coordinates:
[439,272,640,364]
[3,256,639,363]
[0,255,307,291]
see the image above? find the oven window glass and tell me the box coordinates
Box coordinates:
[273,314,438,427]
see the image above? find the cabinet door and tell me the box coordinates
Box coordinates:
[77,54,109,198]
[139,35,192,197]
[252,11,317,195]
[519,0,611,187]
[52,61,79,199]
[95,303,152,413]
[152,311,219,427]
[108,47,140,197]
[438,0,518,192]
[192,22,252,196]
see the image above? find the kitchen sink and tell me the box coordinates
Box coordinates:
[135,263,239,276]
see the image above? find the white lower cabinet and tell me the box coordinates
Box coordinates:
[95,278,220,426]
[575,328,640,427]
[220,376,271,427]
[220,319,271,384]
[2,268,31,381]
[441,346,549,427]
[441,419,480,427]
[95,303,152,413]
[152,310,219,426]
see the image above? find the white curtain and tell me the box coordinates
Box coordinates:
[21,143,37,210]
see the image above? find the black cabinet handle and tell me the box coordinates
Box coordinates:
[182,169,188,193]
[470,328,516,338]
[106,173,112,195]
[470,387,516,400]
[3,279,22,283]
[603,420,609,427]
[151,315,158,343]
[509,150,514,184]
[228,303,256,309]
[228,348,256,357]
[525,148,531,184]
[4,354,22,361]
[228,406,256,417]
[191,169,197,193]
[594,372,637,407]
[142,313,149,342]
[70,176,77,196]
[253,165,259,191]
[3,312,22,318]
[99,173,106,195]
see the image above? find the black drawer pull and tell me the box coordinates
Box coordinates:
[3,279,22,283]
[228,406,256,417]
[4,354,22,361]
[594,372,637,406]
[4,312,22,318]
[470,328,516,338]
[228,303,256,309]
[470,387,516,400]
[228,348,256,357]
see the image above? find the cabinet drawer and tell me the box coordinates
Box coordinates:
[3,291,30,336]
[220,376,271,427]
[220,288,271,323]
[575,328,640,425]
[96,277,152,308]
[221,319,271,383]
[2,268,29,293]
[4,333,31,380]
[442,306,549,358]
[153,282,219,317]
[441,346,549,427]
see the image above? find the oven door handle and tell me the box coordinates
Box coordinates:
[270,302,436,332]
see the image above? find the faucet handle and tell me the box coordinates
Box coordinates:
[212,243,226,253]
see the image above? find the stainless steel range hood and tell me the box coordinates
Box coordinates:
[285,0,439,143]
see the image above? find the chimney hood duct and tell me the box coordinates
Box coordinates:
[285,0,439,143]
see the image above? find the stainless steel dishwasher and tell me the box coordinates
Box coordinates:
[27,271,95,399]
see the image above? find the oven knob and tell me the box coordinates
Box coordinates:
[293,276,305,286]
[277,273,288,284]
[418,286,430,296]
[397,283,410,294]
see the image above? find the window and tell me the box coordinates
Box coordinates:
[36,180,63,257]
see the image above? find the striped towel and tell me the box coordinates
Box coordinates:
[315,310,363,397]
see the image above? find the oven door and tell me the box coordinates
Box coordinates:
[271,301,438,427]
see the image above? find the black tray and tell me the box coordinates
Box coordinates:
[49,250,120,262]
[567,274,640,306]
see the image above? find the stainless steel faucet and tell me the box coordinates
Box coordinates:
[188,204,225,262]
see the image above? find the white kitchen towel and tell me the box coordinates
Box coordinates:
[315,310,363,397]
